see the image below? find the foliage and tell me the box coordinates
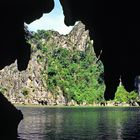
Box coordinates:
[0,86,7,94]
[114,85,139,103]
[114,85,129,102]
[128,91,138,102]
[22,88,29,97]
[34,34,106,104]
[30,29,140,104]
[32,30,52,40]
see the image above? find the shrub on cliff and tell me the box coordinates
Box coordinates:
[114,85,138,103]
[43,42,105,104]
[114,85,129,102]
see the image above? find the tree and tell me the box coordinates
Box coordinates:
[114,85,129,102]
[45,42,104,104]
[128,91,138,102]
[31,30,105,104]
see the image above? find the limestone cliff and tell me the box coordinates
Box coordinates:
[0,22,95,105]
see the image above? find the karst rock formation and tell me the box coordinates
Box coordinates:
[0,0,140,138]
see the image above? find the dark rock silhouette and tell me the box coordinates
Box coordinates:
[60,0,140,100]
[0,0,54,70]
[0,93,23,138]
[0,0,54,138]
[0,0,140,137]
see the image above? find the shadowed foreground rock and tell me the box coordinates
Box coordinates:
[0,93,23,138]
[60,0,140,100]
[0,0,54,138]
[1,0,140,137]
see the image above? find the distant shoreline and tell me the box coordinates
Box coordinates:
[15,103,140,108]
[13,100,140,107]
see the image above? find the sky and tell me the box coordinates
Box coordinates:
[27,0,74,35]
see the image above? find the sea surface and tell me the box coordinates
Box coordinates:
[17,107,140,140]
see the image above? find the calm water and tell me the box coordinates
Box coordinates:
[17,107,140,140]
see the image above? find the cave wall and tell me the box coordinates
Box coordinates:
[0,0,140,136]
[1,0,139,102]
[60,0,140,99]
[0,0,54,70]
[0,0,54,137]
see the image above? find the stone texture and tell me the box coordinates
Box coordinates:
[0,22,91,106]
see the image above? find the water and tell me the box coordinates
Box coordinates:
[17,107,140,140]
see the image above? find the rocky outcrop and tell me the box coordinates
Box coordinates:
[42,21,90,51]
[0,22,91,106]
[0,1,54,137]
[0,93,23,138]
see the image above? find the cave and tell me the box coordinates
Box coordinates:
[0,0,140,137]
[0,0,54,138]
[60,0,140,100]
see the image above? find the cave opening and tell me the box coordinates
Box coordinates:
[1,0,106,107]
[1,0,140,138]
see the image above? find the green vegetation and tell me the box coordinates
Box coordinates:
[45,42,105,104]
[114,85,129,102]
[114,85,138,103]
[22,88,29,97]
[30,30,139,105]
[31,30,105,104]
[0,25,139,106]
[0,86,7,94]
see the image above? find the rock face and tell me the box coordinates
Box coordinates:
[0,93,23,138]
[68,22,90,51]
[0,22,91,106]
[43,21,90,51]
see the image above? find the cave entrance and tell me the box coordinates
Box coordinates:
[0,0,105,106]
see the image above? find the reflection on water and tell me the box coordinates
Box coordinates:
[18,107,140,140]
